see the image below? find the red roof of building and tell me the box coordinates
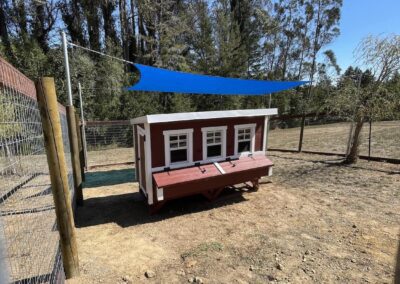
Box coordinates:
[153,155,273,188]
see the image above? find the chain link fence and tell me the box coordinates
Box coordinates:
[268,113,400,162]
[84,120,134,168]
[0,57,72,283]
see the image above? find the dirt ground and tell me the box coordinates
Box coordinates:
[68,151,400,284]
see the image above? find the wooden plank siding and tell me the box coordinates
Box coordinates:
[149,116,265,168]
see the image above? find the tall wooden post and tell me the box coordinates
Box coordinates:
[298,114,306,152]
[36,77,80,279]
[66,106,84,206]
[75,113,85,182]
[368,118,372,161]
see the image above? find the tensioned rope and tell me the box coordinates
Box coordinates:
[68,42,135,66]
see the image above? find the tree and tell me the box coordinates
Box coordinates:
[30,0,59,52]
[329,35,400,164]
[60,0,87,46]
[0,0,344,118]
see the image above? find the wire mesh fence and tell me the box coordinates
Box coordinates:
[268,113,400,162]
[84,120,134,168]
[0,57,70,283]
[59,105,76,207]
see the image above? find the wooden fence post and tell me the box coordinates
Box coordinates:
[36,77,80,279]
[75,113,85,182]
[66,106,84,206]
[298,114,306,152]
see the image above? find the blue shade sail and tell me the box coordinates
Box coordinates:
[127,64,308,96]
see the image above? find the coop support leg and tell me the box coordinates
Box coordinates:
[203,188,224,201]
[252,179,260,191]
[149,201,166,215]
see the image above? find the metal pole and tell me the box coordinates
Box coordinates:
[78,83,88,169]
[62,32,83,205]
[62,31,73,106]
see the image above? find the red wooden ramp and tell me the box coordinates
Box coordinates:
[151,155,273,213]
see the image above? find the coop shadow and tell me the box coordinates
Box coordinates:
[83,168,135,188]
[75,187,248,228]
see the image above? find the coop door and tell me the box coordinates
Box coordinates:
[138,133,147,192]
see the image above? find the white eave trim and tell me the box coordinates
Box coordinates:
[130,108,278,124]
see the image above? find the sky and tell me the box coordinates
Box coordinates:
[327,0,400,71]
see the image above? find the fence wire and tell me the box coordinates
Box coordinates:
[84,121,133,168]
[59,107,75,207]
[0,58,67,283]
[269,113,400,161]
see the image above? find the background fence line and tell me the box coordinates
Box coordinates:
[83,120,134,169]
[268,113,400,164]
[0,58,74,283]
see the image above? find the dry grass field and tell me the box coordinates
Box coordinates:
[68,151,400,284]
[86,147,134,168]
[269,121,400,159]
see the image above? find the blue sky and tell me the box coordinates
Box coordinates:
[327,0,400,71]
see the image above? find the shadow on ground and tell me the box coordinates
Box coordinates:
[84,168,135,188]
[75,187,248,228]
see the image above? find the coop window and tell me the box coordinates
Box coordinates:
[234,124,256,155]
[201,126,227,161]
[169,134,188,163]
[163,129,193,167]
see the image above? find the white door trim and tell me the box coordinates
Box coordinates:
[136,126,146,196]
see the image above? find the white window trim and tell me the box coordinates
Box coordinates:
[163,128,194,168]
[234,123,256,156]
[201,126,227,162]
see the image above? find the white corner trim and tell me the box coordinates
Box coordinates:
[137,125,146,136]
[132,125,137,181]
[157,188,164,201]
[201,126,227,161]
[136,126,144,188]
[262,116,269,152]
[163,128,194,167]
[144,123,153,205]
[268,167,273,176]
[234,123,256,156]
